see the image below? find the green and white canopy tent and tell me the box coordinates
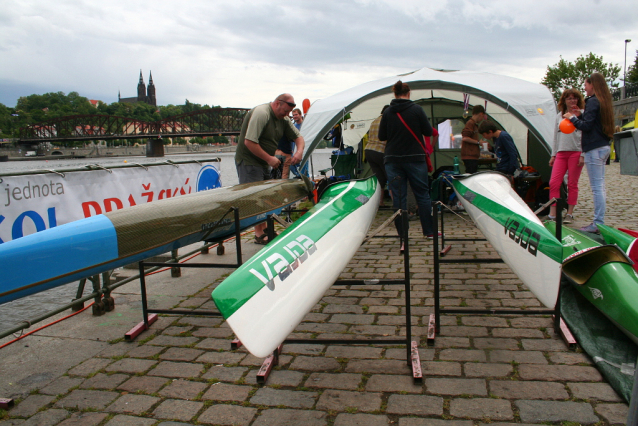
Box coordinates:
[300,67,558,179]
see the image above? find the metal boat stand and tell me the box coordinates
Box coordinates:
[237,210,423,385]
[428,196,577,350]
[71,271,115,315]
[125,208,247,341]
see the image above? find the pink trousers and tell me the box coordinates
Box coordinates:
[549,151,583,206]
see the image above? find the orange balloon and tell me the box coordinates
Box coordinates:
[302,98,311,114]
[559,118,576,134]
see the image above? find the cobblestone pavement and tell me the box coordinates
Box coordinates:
[1,163,637,426]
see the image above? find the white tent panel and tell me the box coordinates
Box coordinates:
[301,67,556,167]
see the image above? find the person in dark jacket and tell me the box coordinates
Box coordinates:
[478,121,519,176]
[378,80,437,244]
[563,72,614,233]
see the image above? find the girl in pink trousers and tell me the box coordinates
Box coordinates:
[547,88,585,223]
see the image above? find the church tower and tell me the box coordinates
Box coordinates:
[119,71,156,105]
[147,71,157,106]
[137,70,146,101]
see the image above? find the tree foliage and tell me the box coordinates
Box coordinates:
[626,50,638,84]
[0,91,221,138]
[541,53,621,102]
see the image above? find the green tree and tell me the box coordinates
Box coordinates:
[626,50,638,84]
[541,53,621,102]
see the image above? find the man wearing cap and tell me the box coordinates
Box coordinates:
[235,93,305,244]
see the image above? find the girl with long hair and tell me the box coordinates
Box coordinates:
[563,72,614,233]
[547,88,585,223]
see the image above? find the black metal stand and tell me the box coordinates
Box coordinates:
[429,194,576,349]
[125,207,250,341]
[249,210,423,384]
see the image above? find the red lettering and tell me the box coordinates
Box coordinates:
[104,198,124,213]
[82,201,102,218]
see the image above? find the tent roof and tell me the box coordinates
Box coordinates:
[301,67,557,164]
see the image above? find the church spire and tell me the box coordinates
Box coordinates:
[147,71,157,107]
[137,69,147,100]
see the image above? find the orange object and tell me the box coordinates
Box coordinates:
[302,98,311,114]
[559,118,576,134]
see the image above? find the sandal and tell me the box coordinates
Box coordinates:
[254,232,279,245]
[254,234,270,245]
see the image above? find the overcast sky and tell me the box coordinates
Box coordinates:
[1,0,636,109]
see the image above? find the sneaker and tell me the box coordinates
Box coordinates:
[425,231,443,239]
[579,223,600,234]
[563,214,574,224]
[545,215,556,222]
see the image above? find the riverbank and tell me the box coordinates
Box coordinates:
[0,163,636,425]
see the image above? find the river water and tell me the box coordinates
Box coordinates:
[0,149,334,335]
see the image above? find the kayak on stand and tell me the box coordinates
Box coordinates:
[212,176,380,358]
[451,171,563,309]
[545,222,638,345]
[0,178,311,305]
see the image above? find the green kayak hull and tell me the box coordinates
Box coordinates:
[545,222,638,345]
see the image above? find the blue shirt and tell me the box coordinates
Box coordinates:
[494,131,519,175]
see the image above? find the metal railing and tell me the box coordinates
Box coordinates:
[613,83,638,101]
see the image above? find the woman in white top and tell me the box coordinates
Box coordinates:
[547,88,585,223]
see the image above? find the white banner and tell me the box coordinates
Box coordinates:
[0,160,221,244]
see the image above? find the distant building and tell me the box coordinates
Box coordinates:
[118,70,157,106]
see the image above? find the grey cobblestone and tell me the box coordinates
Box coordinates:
[147,361,204,379]
[197,404,257,426]
[518,364,604,382]
[425,378,487,396]
[304,373,362,390]
[105,394,160,415]
[54,390,119,410]
[104,414,156,426]
[250,409,326,426]
[386,394,443,416]
[51,412,107,426]
[202,383,251,402]
[316,389,381,412]
[250,388,317,408]
[516,400,599,424]
[152,399,203,421]
[489,380,569,399]
[449,398,514,420]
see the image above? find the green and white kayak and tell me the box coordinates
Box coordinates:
[598,224,638,273]
[546,222,638,345]
[451,172,563,308]
[212,176,381,357]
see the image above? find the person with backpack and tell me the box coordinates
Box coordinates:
[379,80,438,243]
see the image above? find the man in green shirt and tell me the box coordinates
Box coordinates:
[235,93,305,244]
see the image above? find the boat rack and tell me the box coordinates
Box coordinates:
[428,190,577,349]
[236,210,423,384]
[124,205,301,341]
[124,208,246,341]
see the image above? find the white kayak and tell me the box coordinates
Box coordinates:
[451,172,562,308]
[212,176,380,357]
